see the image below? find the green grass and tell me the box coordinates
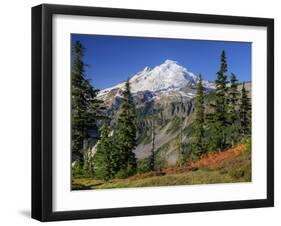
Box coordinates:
[72,150,251,190]
[219,147,251,181]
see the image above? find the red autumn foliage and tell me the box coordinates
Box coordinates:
[128,144,246,179]
[163,144,246,175]
[189,144,246,170]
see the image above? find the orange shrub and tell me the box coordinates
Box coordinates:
[189,144,246,170]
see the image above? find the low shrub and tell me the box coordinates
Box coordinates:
[115,164,136,179]
[137,159,150,174]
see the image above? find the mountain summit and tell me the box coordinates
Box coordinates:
[98,60,214,99]
[129,59,199,93]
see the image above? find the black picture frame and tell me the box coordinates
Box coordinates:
[32,4,274,222]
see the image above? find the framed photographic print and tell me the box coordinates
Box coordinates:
[32,4,274,221]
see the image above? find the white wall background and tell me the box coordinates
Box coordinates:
[0,0,279,225]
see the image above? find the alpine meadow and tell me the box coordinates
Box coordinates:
[71,35,252,190]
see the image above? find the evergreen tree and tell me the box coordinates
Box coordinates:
[71,40,103,163]
[207,50,229,151]
[193,74,205,158]
[177,115,185,165]
[108,131,121,177]
[93,122,113,180]
[239,83,251,137]
[115,79,137,176]
[149,114,155,171]
[228,73,240,147]
[71,40,89,161]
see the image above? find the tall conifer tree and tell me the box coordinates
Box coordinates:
[208,50,228,151]
[208,50,229,151]
[71,40,103,163]
[239,83,251,137]
[71,41,89,161]
[193,74,205,157]
[228,73,240,147]
[116,79,137,175]
[149,114,155,171]
[177,115,185,165]
[93,122,113,180]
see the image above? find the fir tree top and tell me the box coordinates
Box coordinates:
[215,50,228,90]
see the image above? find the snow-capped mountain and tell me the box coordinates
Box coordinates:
[98,59,215,100]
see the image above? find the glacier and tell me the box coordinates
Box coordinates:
[98,59,215,99]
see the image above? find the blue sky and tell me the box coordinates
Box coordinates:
[71,34,251,89]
